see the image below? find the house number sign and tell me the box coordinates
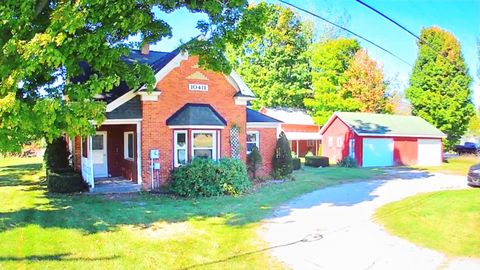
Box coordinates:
[188,84,208,92]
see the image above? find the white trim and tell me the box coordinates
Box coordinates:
[225,70,256,98]
[173,130,188,167]
[168,125,225,129]
[92,131,108,178]
[246,122,281,128]
[336,137,343,148]
[138,91,161,101]
[154,52,189,82]
[124,131,135,161]
[100,119,142,125]
[246,131,260,154]
[106,90,136,112]
[234,96,255,105]
[328,137,333,147]
[136,123,142,185]
[191,130,218,160]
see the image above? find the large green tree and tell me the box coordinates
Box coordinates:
[304,38,360,124]
[226,3,313,109]
[0,0,267,152]
[406,27,474,150]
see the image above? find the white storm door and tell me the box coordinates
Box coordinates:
[362,138,394,167]
[92,132,108,177]
[418,139,442,166]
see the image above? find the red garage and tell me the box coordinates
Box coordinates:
[320,112,446,167]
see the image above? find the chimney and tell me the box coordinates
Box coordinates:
[141,43,150,55]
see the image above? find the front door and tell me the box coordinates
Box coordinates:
[92,132,108,177]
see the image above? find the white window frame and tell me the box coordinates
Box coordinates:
[191,130,218,161]
[336,137,343,148]
[328,137,333,148]
[246,131,260,154]
[174,130,188,167]
[124,131,134,161]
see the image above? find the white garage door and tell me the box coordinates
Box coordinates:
[418,139,442,166]
[362,138,394,167]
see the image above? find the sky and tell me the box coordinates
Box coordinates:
[147,0,480,107]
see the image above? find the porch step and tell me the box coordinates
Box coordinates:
[89,177,142,194]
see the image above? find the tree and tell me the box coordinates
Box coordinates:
[304,38,360,124]
[406,27,475,150]
[342,49,392,113]
[466,109,480,137]
[226,3,313,109]
[272,132,292,178]
[0,1,267,152]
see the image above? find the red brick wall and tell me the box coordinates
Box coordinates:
[73,136,81,172]
[141,56,247,189]
[247,127,277,177]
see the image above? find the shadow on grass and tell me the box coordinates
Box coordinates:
[0,163,43,187]
[0,253,119,262]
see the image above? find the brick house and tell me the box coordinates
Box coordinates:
[319,112,446,167]
[72,46,281,191]
[259,107,321,157]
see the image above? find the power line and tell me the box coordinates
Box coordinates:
[355,0,480,87]
[277,0,412,67]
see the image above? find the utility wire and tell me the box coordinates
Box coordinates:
[277,0,412,67]
[355,0,480,87]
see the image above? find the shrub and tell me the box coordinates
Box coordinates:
[305,150,314,157]
[292,158,301,170]
[272,132,293,178]
[169,158,251,197]
[47,169,89,193]
[305,156,329,167]
[44,136,69,172]
[247,146,262,179]
[338,156,358,168]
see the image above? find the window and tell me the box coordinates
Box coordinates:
[349,139,355,158]
[174,130,188,167]
[192,130,217,160]
[246,131,260,154]
[307,140,315,147]
[82,138,88,158]
[328,137,333,147]
[124,132,134,160]
[336,137,343,147]
[92,134,104,150]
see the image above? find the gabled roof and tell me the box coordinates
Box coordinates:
[246,108,282,123]
[166,103,227,126]
[320,112,446,138]
[261,107,316,125]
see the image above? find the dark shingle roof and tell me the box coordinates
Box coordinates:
[246,108,282,123]
[166,103,227,126]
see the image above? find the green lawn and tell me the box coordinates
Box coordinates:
[376,189,480,258]
[416,155,479,175]
[0,157,383,270]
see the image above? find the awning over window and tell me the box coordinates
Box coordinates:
[284,132,321,140]
[166,103,227,127]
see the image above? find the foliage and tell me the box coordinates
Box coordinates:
[305,38,361,124]
[305,150,314,157]
[337,156,358,168]
[305,156,329,168]
[0,0,268,152]
[227,3,313,109]
[47,169,89,193]
[466,109,480,137]
[169,158,251,197]
[292,158,301,170]
[247,146,263,179]
[406,27,475,150]
[272,132,293,178]
[44,136,69,171]
[343,49,392,113]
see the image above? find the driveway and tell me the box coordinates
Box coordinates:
[260,169,480,270]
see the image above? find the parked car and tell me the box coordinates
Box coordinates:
[454,142,479,155]
[467,164,480,187]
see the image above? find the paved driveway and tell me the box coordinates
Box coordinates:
[260,169,480,270]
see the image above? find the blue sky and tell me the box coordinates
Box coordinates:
[147,0,480,107]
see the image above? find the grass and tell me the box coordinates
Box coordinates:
[416,155,479,175]
[0,157,383,270]
[375,189,480,258]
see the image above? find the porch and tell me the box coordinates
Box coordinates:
[89,177,142,194]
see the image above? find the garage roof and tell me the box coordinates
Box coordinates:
[321,112,446,138]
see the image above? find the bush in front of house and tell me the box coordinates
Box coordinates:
[338,156,358,168]
[305,156,329,168]
[247,146,262,179]
[169,158,251,197]
[44,136,70,171]
[47,169,89,193]
[272,132,293,178]
[292,158,301,170]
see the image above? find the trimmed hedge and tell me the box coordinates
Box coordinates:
[47,169,89,193]
[169,158,251,197]
[292,158,301,170]
[305,156,329,168]
[338,156,358,168]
